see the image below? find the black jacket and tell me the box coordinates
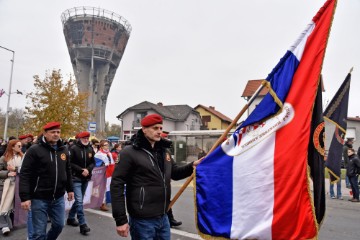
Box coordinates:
[346,153,360,177]
[69,140,95,181]
[110,130,194,226]
[19,136,73,201]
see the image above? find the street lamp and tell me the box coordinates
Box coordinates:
[0,46,15,140]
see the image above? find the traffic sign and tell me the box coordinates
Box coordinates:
[88,122,97,132]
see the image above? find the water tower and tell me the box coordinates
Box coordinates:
[61,7,131,133]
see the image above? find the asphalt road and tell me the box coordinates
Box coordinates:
[7,179,360,240]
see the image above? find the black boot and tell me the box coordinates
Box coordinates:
[80,224,91,235]
[167,208,182,227]
[67,218,79,227]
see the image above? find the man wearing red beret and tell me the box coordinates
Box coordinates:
[19,121,74,240]
[66,131,95,235]
[111,114,201,239]
[18,134,33,153]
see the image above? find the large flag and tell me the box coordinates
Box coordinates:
[324,71,351,182]
[308,79,326,225]
[195,1,337,239]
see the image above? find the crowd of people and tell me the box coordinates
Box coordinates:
[0,114,190,239]
[2,115,358,239]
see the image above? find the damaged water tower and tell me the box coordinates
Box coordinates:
[61,7,131,133]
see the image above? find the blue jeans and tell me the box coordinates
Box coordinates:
[349,175,359,199]
[345,175,350,187]
[330,179,342,198]
[31,197,65,240]
[28,210,34,240]
[129,214,170,240]
[68,180,88,225]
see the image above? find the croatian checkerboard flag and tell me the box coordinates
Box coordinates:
[195,0,336,239]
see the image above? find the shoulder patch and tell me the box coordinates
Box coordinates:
[60,153,67,161]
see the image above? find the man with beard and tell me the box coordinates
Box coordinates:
[66,131,95,235]
[19,122,74,240]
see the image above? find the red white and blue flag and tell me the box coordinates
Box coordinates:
[195,0,337,239]
[0,89,5,97]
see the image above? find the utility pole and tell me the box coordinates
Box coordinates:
[0,45,15,140]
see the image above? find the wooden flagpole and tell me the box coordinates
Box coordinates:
[168,83,266,210]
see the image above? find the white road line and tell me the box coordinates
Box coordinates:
[169,228,202,239]
[85,208,113,218]
[85,209,202,239]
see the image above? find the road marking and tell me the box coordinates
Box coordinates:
[85,209,201,239]
[170,228,202,239]
[85,208,113,218]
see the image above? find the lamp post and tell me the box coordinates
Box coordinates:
[0,46,15,140]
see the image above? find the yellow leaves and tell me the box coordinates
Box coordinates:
[24,69,93,138]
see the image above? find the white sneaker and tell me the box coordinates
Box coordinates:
[2,227,10,235]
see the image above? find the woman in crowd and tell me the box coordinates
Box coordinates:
[0,140,23,235]
[94,140,115,211]
[110,143,122,163]
[91,139,100,154]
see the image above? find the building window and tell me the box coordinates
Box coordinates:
[133,112,147,129]
[202,115,211,127]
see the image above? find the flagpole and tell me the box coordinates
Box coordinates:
[168,82,266,210]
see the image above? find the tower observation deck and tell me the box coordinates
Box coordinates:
[61,7,131,133]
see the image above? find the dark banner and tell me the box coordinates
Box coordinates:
[324,72,351,180]
[308,80,326,225]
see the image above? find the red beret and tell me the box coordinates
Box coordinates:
[19,134,34,140]
[18,134,28,140]
[77,131,90,138]
[141,114,163,127]
[160,132,168,138]
[43,122,61,131]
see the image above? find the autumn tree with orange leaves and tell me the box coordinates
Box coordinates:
[24,69,93,138]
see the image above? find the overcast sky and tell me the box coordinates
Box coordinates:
[0,0,359,125]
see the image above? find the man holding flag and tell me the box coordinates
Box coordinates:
[195,0,337,239]
[110,114,201,239]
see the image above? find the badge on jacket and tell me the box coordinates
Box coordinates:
[165,153,171,161]
[60,153,67,161]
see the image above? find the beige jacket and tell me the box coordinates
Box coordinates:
[0,155,22,213]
